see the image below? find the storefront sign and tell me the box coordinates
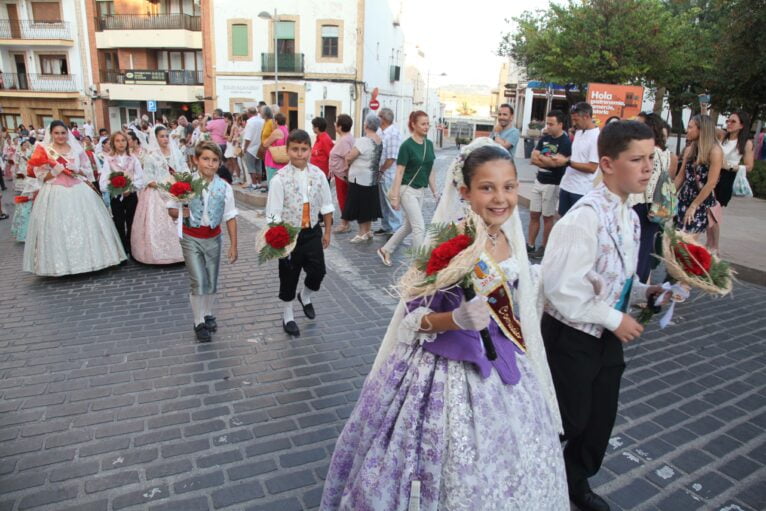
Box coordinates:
[586,83,644,126]
[124,71,166,84]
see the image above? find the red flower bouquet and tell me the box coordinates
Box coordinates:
[160,172,207,203]
[27,144,74,178]
[425,234,473,275]
[258,222,300,263]
[673,242,712,276]
[14,196,31,204]
[661,229,733,296]
[107,171,133,197]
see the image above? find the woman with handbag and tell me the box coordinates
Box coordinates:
[706,111,754,253]
[674,115,722,241]
[630,113,678,283]
[343,114,383,242]
[262,113,290,187]
[377,110,438,266]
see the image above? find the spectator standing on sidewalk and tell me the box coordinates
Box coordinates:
[329,114,355,234]
[242,106,264,189]
[490,103,521,160]
[707,111,754,254]
[343,114,383,243]
[310,117,334,180]
[527,110,572,258]
[202,109,228,156]
[375,107,403,236]
[558,102,600,216]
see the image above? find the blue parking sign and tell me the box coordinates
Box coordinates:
[147,100,157,112]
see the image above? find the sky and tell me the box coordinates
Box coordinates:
[399,0,552,88]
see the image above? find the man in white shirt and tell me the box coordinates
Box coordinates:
[375,108,403,235]
[242,106,264,188]
[558,102,600,216]
[82,120,95,139]
[541,121,666,511]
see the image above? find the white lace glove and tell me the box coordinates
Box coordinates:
[451,296,490,331]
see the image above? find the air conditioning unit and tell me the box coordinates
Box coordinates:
[389,65,401,82]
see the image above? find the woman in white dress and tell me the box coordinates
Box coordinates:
[130,125,185,264]
[23,121,126,276]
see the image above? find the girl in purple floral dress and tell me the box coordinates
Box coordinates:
[321,140,568,510]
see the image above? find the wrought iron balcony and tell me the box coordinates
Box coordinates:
[261,53,305,74]
[100,69,203,86]
[0,72,79,93]
[95,14,201,31]
[0,19,72,40]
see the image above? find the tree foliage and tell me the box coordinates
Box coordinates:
[499,0,765,128]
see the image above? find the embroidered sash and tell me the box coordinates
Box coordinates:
[471,252,526,352]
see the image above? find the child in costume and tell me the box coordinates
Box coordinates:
[264,129,335,337]
[168,141,238,342]
[541,121,667,511]
[321,139,568,510]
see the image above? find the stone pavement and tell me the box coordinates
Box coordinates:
[0,149,763,511]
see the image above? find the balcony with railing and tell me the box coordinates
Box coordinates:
[261,53,305,74]
[100,69,203,86]
[0,72,79,93]
[95,14,201,31]
[0,19,72,41]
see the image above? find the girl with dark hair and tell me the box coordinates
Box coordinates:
[23,121,126,275]
[323,139,568,510]
[130,125,184,264]
[100,131,145,259]
[377,110,437,266]
[707,111,755,253]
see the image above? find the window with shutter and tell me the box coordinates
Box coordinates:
[321,25,339,58]
[231,23,249,58]
[31,2,61,22]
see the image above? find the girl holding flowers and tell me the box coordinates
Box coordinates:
[130,125,185,265]
[23,121,125,276]
[99,131,145,260]
[321,139,568,510]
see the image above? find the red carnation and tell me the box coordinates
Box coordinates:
[110,175,127,188]
[425,234,473,275]
[265,225,291,249]
[674,242,712,276]
[14,196,30,204]
[169,181,192,198]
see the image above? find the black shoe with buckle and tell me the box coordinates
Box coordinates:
[570,490,610,511]
[194,323,211,343]
[297,292,316,320]
[283,320,300,337]
[204,315,217,332]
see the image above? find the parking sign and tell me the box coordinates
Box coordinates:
[147,100,157,112]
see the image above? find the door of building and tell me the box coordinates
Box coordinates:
[108,106,121,133]
[321,105,337,139]
[7,4,20,39]
[13,54,28,90]
[272,91,299,131]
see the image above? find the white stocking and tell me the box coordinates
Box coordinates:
[301,287,314,304]
[283,300,295,324]
[190,294,205,326]
[204,294,216,318]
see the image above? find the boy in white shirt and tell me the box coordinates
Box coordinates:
[265,129,334,337]
[541,121,666,511]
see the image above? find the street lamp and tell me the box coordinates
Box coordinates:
[425,71,447,113]
[258,10,278,104]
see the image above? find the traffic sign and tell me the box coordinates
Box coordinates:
[147,100,157,112]
[369,99,380,111]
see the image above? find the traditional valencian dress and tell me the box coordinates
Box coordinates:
[130,146,186,264]
[11,146,33,242]
[22,143,126,276]
[321,139,568,511]
[100,153,144,258]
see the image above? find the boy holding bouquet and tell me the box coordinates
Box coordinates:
[541,121,667,511]
[264,129,334,337]
[169,141,238,342]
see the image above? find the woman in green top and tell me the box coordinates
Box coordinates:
[377,110,438,266]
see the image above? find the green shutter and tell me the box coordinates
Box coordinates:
[231,24,248,57]
[275,21,294,39]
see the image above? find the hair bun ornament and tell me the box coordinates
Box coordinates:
[448,137,501,188]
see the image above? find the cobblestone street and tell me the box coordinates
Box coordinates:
[0,148,764,511]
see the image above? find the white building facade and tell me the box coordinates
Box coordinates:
[212,0,414,138]
[0,0,93,128]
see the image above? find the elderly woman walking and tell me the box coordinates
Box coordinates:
[343,114,383,242]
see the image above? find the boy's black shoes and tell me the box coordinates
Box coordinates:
[297,293,316,320]
[204,315,218,332]
[283,321,300,337]
[194,323,211,343]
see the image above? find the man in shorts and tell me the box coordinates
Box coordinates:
[528,109,572,259]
